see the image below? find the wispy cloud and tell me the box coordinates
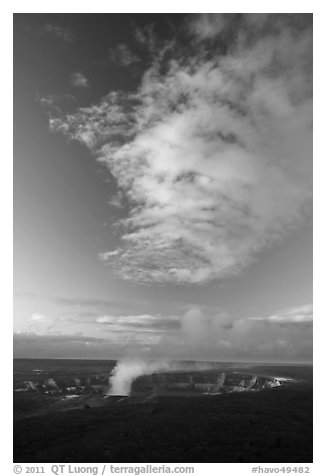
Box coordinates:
[70,72,90,89]
[107,43,140,67]
[248,304,313,324]
[53,296,112,306]
[96,314,180,334]
[36,94,76,115]
[14,331,102,343]
[13,332,107,358]
[30,313,49,322]
[188,13,228,40]
[134,24,156,52]
[41,24,76,43]
[49,295,161,323]
[47,14,312,284]
[13,331,145,359]
[108,190,125,209]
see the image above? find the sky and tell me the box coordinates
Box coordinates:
[13,13,313,362]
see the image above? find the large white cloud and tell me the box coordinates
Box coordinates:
[49,14,312,284]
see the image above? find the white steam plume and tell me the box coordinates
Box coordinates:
[107,359,170,396]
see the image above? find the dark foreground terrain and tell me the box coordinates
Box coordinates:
[14,359,312,463]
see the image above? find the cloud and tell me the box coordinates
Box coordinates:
[14,331,102,343]
[14,302,312,362]
[41,24,76,42]
[36,94,76,115]
[47,14,312,284]
[13,331,150,359]
[70,72,90,89]
[13,332,108,358]
[30,313,48,322]
[156,304,313,362]
[108,190,125,209]
[188,13,229,40]
[108,44,140,67]
[51,295,149,316]
[95,314,180,334]
[248,304,313,324]
[134,24,156,52]
[53,296,117,307]
[23,314,62,337]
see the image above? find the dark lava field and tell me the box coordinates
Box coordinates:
[13,359,312,463]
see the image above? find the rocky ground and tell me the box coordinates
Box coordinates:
[14,378,312,463]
